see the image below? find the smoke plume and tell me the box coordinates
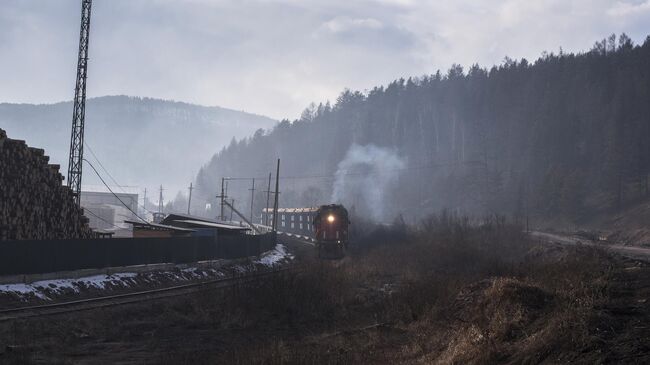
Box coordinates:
[331,144,406,221]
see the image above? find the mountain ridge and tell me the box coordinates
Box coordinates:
[0,95,273,121]
[0,95,277,202]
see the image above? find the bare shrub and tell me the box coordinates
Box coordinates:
[0,213,627,364]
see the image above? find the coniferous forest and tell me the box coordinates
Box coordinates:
[194,34,650,224]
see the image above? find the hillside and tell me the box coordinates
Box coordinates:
[0,96,276,201]
[193,34,650,224]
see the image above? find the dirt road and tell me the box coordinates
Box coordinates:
[532,231,650,262]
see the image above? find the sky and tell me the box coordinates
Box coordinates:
[1,0,649,120]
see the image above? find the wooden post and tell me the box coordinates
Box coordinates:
[265,173,272,226]
[272,159,280,232]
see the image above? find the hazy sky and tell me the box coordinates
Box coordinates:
[1,0,649,119]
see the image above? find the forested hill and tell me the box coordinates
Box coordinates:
[194,34,650,224]
[0,95,276,199]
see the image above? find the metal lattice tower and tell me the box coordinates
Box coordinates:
[67,0,93,206]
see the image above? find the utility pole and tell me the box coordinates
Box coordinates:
[216,177,225,221]
[526,179,530,233]
[265,172,271,226]
[272,159,280,231]
[67,0,93,206]
[187,182,193,215]
[222,199,262,234]
[224,179,230,220]
[249,178,256,224]
[158,185,164,214]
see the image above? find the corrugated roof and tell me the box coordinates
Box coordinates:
[161,213,219,225]
[125,220,196,232]
[262,207,318,213]
[174,220,251,231]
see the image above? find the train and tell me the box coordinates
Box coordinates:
[262,204,350,259]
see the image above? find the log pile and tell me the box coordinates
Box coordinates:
[0,128,96,240]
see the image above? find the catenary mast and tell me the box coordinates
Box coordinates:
[67,0,93,206]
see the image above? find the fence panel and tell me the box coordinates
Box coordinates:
[0,232,277,276]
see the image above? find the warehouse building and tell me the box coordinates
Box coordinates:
[80,186,139,238]
[127,213,249,238]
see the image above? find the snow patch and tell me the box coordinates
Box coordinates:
[254,244,293,267]
[0,273,138,300]
[0,244,294,302]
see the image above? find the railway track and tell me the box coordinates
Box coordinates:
[0,266,298,322]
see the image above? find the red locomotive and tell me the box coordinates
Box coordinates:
[313,204,350,258]
[262,204,350,259]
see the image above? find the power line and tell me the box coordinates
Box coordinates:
[278,159,483,180]
[215,160,484,182]
[82,208,123,230]
[84,142,127,193]
[83,158,148,223]
[153,161,483,212]
[84,142,155,216]
[188,160,479,206]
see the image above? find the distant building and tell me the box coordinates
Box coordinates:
[127,213,249,238]
[80,186,139,238]
[161,213,251,237]
[126,220,195,238]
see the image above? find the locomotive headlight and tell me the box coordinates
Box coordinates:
[327,215,335,223]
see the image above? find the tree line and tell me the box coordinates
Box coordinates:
[193,34,650,224]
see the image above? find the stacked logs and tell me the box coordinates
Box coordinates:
[0,128,96,240]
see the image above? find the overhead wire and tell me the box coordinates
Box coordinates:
[82,208,124,230]
[84,142,156,216]
[84,142,128,193]
[217,159,484,182]
[80,149,481,217]
[83,158,149,223]
[189,160,483,216]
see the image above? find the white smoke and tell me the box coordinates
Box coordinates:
[331,144,406,221]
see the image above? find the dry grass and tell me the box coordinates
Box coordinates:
[223,214,625,364]
[0,213,642,364]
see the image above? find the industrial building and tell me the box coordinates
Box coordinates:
[128,213,250,238]
[80,186,139,237]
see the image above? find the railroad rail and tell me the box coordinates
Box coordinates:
[0,266,299,322]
